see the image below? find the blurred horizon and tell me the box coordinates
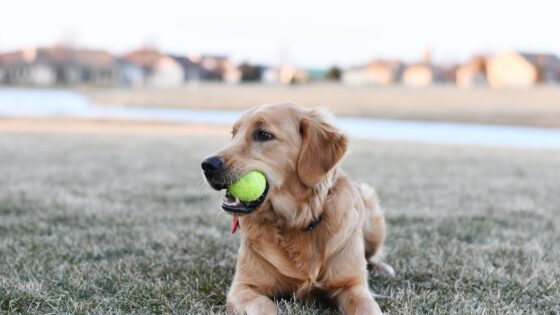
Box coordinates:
[2,0,560,130]
[1,0,559,68]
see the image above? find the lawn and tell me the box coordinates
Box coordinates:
[86,84,560,127]
[1,132,559,314]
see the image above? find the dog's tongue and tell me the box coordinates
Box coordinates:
[231,214,239,234]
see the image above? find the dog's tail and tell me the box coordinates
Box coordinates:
[359,183,395,277]
[359,183,384,255]
[359,183,380,212]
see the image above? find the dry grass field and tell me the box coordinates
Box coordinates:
[85,83,560,127]
[1,126,559,314]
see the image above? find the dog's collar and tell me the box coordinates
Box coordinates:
[305,214,323,231]
[304,180,333,232]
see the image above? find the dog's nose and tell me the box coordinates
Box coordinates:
[202,156,223,173]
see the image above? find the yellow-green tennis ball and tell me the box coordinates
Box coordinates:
[228,171,267,202]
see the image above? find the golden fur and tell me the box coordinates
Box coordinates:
[205,103,391,314]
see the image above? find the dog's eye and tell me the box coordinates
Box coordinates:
[253,129,274,142]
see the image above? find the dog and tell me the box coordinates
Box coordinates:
[202,103,393,314]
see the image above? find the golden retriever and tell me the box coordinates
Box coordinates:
[202,103,393,314]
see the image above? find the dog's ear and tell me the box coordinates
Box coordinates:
[298,109,348,187]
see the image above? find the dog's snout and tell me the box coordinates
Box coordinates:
[202,156,223,173]
[202,156,227,190]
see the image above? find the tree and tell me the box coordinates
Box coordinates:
[326,66,341,81]
[239,63,263,82]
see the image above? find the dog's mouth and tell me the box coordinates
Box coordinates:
[221,182,269,234]
[221,182,269,214]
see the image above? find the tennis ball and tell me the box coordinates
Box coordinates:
[227,171,267,202]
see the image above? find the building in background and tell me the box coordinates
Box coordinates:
[455,56,488,88]
[194,55,241,83]
[0,48,57,85]
[123,49,184,87]
[402,63,446,87]
[117,59,144,87]
[169,55,207,82]
[261,64,308,84]
[402,48,446,87]
[279,64,308,84]
[74,49,121,86]
[487,51,560,88]
[0,47,121,86]
[342,59,403,86]
[2,44,560,89]
[0,46,243,87]
[261,67,279,83]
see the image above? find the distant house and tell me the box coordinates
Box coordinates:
[170,55,206,82]
[117,59,144,87]
[74,49,121,86]
[262,67,279,83]
[280,65,308,84]
[262,65,308,84]
[0,47,120,86]
[455,56,487,88]
[196,55,241,83]
[342,67,369,85]
[401,48,448,87]
[124,49,184,87]
[402,64,445,87]
[342,60,403,86]
[151,56,185,87]
[0,48,57,85]
[487,51,560,88]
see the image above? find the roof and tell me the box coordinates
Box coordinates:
[170,55,199,69]
[520,52,559,63]
[123,49,163,69]
[0,47,117,67]
[0,51,26,63]
[74,49,117,67]
[345,59,403,72]
[519,52,560,71]
[458,55,487,73]
[366,59,403,70]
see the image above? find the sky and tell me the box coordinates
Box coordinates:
[1,0,559,68]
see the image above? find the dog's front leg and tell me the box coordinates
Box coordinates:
[334,284,382,315]
[227,285,276,315]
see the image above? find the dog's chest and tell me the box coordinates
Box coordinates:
[254,232,326,290]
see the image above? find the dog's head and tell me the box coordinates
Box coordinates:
[202,103,347,224]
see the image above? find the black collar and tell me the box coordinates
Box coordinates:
[305,214,323,231]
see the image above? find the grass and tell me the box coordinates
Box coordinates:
[1,132,559,314]
[85,83,560,127]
